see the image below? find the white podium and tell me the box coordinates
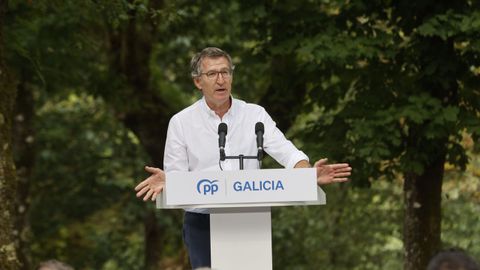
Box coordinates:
[156,168,326,270]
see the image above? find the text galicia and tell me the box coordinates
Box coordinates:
[233,180,284,192]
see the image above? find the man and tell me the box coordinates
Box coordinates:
[135,47,352,269]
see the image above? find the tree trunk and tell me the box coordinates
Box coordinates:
[400,1,458,264]
[105,1,182,268]
[12,74,35,270]
[106,1,172,168]
[0,0,21,268]
[403,153,444,270]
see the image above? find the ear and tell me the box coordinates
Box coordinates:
[193,77,202,90]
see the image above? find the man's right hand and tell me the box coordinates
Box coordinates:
[134,166,165,201]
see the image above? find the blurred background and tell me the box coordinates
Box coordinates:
[1,0,479,269]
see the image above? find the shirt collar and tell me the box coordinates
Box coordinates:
[200,96,236,118]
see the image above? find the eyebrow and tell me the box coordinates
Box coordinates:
[205,68,230,72]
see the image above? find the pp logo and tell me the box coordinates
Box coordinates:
[197,179,219,195]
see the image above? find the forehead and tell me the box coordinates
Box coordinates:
[201,56,230,71]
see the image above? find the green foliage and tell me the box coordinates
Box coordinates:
[273,0,480,185]
[5,0,480,269]
[273,181,404,270]
[442,149,480,257]
[418,10,480,40]
[272,156,480,270]
[30,94,149,269]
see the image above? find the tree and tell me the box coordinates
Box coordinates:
[0,0,21,268]
[275,0,480,269]
[29,95,151,269]
[5,1,255,268]
[6,0,479,269]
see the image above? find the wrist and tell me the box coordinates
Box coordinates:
[294,160,311,168]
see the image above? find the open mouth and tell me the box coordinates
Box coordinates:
[216,88,227,93]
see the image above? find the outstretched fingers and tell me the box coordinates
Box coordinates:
[144,189,155,201]
[151,190,160,201]
[136,185,150,198]
[334,171,351,177]
[134,166,166,202]
[135,174,156,191]
[331,164,352,174]
[329,163,351,169]
[135,179,149,191]
[333,167,351,183]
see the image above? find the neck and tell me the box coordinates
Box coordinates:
[206,98,231,119]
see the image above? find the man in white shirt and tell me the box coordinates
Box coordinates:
[135,47,352,269]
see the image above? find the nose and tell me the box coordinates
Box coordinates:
[216,73,226,84]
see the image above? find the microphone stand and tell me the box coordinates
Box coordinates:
[219,121,264,170]
[224,154,261,170]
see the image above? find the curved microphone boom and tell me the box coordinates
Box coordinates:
[218,123,228,161]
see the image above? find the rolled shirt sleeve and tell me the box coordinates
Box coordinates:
[164,115,189,173]
[260,107,309,168]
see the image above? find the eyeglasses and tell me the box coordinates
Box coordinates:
[200,69,233,80]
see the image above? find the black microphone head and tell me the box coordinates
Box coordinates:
[218,122,228,135]
[255,122,264,133]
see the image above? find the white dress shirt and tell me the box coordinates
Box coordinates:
[163,96,309,213]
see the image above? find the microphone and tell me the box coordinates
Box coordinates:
[255,122,264,160]
[218,123,227,161]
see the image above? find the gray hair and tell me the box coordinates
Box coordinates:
[190,47,234,78]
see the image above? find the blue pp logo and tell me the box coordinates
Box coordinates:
[197,179,219,195]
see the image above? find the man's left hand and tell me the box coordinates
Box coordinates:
[314,158,351,185]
